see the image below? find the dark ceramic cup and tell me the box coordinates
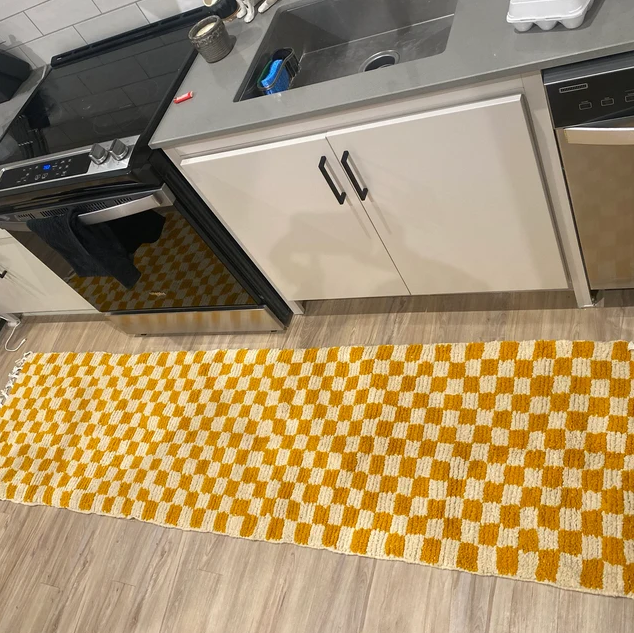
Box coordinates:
[189,16,234,64]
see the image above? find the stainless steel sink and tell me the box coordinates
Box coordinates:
[236,0,457,101]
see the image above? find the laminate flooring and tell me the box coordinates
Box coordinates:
[1,291,634,633]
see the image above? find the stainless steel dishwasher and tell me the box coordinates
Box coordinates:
[545,53,634,291]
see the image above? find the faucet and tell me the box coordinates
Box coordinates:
[204,0,281,23]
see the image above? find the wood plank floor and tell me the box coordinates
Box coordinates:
[1,290,634,633]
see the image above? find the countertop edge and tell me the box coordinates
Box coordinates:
[151,0,634,151]
[150,43,634,151]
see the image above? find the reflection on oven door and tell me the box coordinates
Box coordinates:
[67,208,255,312]
[14,208,255,313]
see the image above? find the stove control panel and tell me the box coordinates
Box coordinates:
[0,153,92,190]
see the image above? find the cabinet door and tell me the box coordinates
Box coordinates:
[0,238,93,313]
[180,135,408,301]
[327,95,568,295]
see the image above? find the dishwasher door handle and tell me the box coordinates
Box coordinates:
[563,126,634,146]
[77,184,175,226]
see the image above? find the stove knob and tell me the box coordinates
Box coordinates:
[108,139,130,161]
[89,144,108,165]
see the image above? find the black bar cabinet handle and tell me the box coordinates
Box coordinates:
[0,270,6,279]
[341,150,369,201]
[319,156,346,205]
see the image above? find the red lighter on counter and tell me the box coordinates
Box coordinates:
[174,91,194,104]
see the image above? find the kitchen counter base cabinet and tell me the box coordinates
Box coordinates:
[0,237,93,314]
[181,134,409,301]
[180,94,567,302]
[328,94,567,295]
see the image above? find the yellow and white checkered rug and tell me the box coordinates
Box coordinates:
[1,340,634,598]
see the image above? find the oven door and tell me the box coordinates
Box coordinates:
[558,115,634,290]
[1,185,262,316]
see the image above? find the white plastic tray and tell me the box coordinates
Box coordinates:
[507,0,594,31]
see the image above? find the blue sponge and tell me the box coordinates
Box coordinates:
[259,59,291,94]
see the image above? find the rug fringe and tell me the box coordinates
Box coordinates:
[0,351,31,408]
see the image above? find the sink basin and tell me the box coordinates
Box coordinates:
[236,0,457,101]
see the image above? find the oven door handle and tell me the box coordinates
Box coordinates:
[563,126,634,146]
[77,185,175,226]
[0,185,176,231]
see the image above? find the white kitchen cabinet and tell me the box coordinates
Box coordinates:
[181,134,408,301]
[327,94,567,295]
[177,93,567,302]
[0,237,93,313]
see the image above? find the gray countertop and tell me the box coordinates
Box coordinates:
[151,0,634,149]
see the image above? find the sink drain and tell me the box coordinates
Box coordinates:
[361,50,400,72]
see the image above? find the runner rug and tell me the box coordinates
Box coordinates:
[1,341,634,598]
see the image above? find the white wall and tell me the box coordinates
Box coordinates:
[0,0,204,67]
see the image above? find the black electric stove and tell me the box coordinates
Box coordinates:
[0,9,292,335]
[0,9,209,196]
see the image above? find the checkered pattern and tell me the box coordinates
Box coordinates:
[1,340,634,598]
[67,212,255,312]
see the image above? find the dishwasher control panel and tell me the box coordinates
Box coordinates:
[544,51,634,127]
[0,153,91,190]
